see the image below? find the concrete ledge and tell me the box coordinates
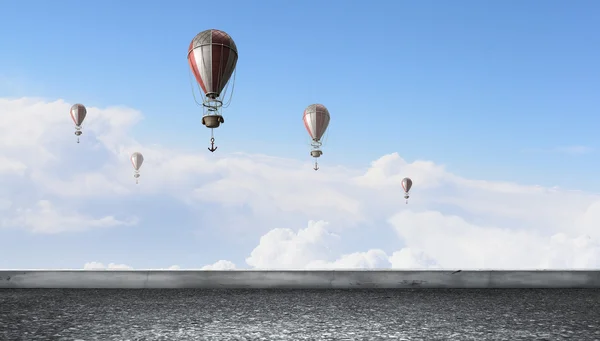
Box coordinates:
[1,270,600,289]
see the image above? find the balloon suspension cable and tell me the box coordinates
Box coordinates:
[208,130,217,152]
[311,140,323,150]
[202,97,223,115]
[220,68,237,109]
[188,69,205,107]
[74,127,82,144]
[321,128,330,146]
[188,50,237,153]
[311,140,323,171]
[188,68,235,112]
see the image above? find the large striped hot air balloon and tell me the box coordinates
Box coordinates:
[303,104,331,171]
[187,29,238,152]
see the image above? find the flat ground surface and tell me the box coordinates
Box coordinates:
[1,289,599,340]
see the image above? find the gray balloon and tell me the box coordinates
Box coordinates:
[402,177,412,193]
[131,152,144,171]
[70,103,87,126]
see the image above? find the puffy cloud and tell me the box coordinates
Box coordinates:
[201,260,237,270]
[388,248,439,269]
[387,210,600,269]
[237,211,600,269]
[242,219,440,270]
[245,220,340,269]
[1,97,600,269]
[308,249,392,269]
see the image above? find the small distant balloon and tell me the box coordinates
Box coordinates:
[402,177,413,204]
[130,152,144,184]
[303,104,331,171]
[70,104,87,144]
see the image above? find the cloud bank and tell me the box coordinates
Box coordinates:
[1,97,599,270]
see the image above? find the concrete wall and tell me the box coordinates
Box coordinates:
[1,270,600,289]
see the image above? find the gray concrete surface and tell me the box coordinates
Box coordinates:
[1,270,600,289]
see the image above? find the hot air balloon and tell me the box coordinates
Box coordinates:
[303,104,330,171]
[402,177,413,204]
[187,29,238,152]
[131,152,144,184]
[70,104,87,143]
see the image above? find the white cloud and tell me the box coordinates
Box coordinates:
[245,220,340,269]
[388,210,600,269]
[234,211,600,269]
[83,262,133,270]
[1,97,600,269]
[0,155,27,175]
[1,200,138,234]
[308,249,392,269]
[81,262,234,270]
[388,248,439,269]
[201,260,237,270]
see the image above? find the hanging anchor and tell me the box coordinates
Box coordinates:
[208,137,218,152]
[75,128,82,144]
[310,149,323,171]
[207,128,218,152]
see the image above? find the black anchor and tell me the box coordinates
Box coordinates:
[208,137,218,152]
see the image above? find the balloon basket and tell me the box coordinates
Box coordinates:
[202,115,224,129]
[310,150,323,158]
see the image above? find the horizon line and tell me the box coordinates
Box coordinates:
[2,269,600,272]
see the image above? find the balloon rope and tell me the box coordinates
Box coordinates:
[222,68,236,108]
[188,68,204,106]
[321,127,330,146]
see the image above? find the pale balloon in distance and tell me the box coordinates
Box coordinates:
[70,103,87,144]
[302,103,330,171]
[131,152,144,184]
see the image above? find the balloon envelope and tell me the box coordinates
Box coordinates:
[402,178,413,192]
[188,29,238,99]
[303,104,330,141]
[70,104,87,126]
[131,152,144,171]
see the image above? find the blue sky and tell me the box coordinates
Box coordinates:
[1,0,599,269]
